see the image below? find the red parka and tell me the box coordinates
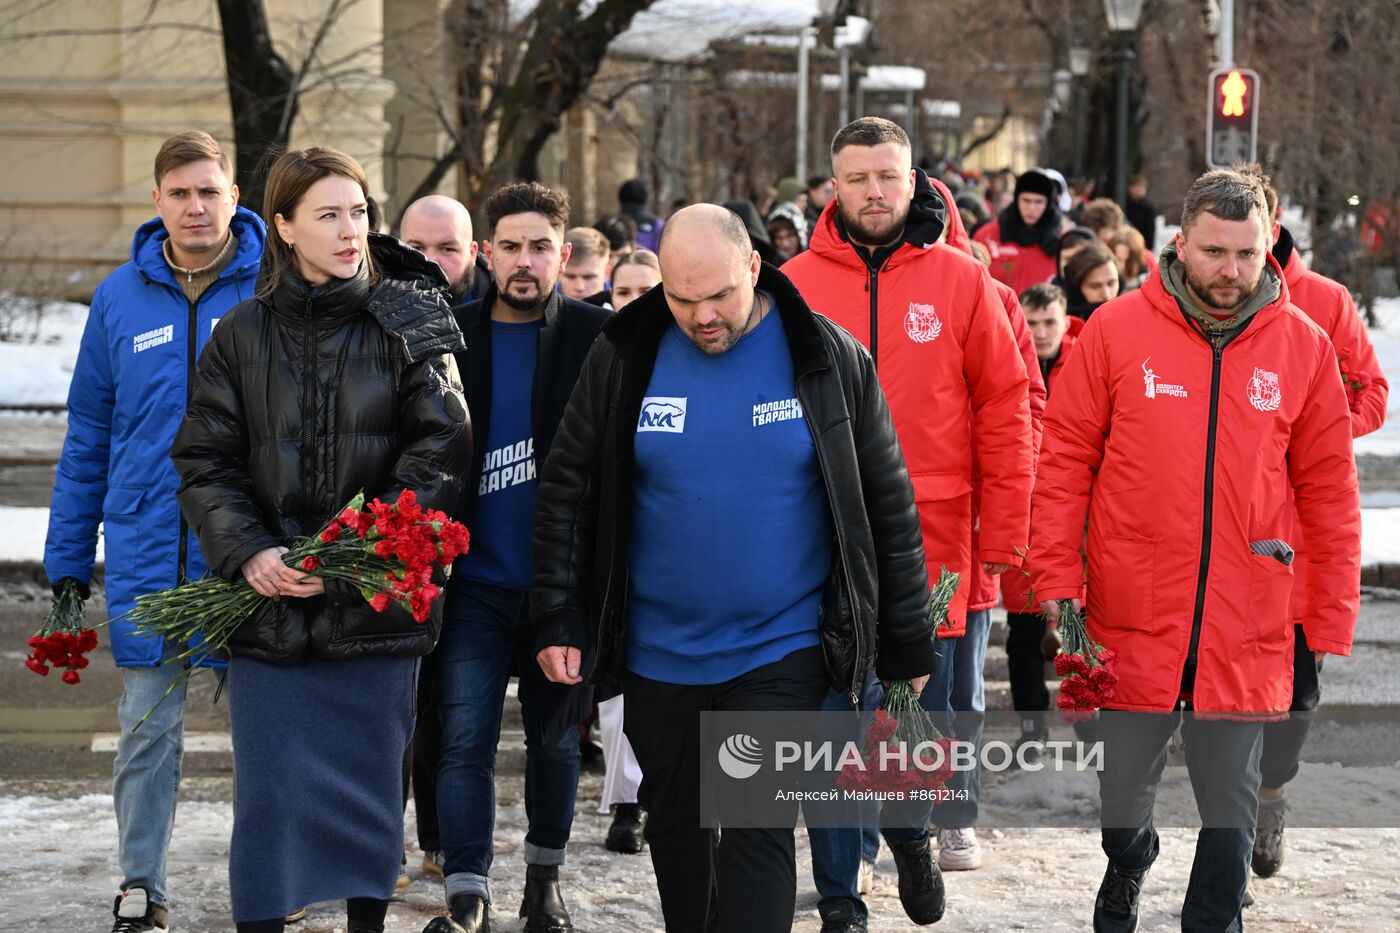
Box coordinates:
[1030,256,1361,715]
[1002,320,1081,613]
[1279,239,1388,626]
[932,178,1047,612]
[973,220,1059,295]
[784,172,1034,635]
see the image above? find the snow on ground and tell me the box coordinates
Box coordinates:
[0,506,102,564]
[3,769,1399,931]
[0,294,86,407]
[1354,296,1400,456]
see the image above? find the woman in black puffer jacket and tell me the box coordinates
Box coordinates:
[171,147,471,933]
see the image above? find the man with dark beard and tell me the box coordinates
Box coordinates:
[425,182,610,933]
[783,117,1033,929]
[1032,168,1360,933]
[973,169,1063,293]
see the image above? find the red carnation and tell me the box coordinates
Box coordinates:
[61,669,80,685]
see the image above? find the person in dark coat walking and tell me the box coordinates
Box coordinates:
[532,204,939,932]
[171,146,471,933]
[424,182,610,933]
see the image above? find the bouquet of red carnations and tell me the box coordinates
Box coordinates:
[836,680,956,794]
[1049,600,1118,722]
[24,578,98,684]
[836,566,962,793]
[1337,348,1372,415]
[117,489,468,727]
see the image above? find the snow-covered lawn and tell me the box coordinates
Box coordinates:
[4,294,1400,567]
[0,294,86,407]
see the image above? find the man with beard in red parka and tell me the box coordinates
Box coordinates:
[783,117,1032,926]
[1032,168,1360,933]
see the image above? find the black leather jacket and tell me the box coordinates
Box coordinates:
[172,233,472,663]
[530,263,935,699]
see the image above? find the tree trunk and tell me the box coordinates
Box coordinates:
[216,0,297,217]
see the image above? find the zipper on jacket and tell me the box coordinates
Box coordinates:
[868,266,880,369]
[301,296,316,512]
[799,373,863,706]
[177,296,200,583]
[1183,333,1225,691]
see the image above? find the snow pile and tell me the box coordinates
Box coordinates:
[0,293,87,407]
[1354,296,1400,456]
[0,506,100,564]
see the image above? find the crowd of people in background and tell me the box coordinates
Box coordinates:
[46,115,1384,933]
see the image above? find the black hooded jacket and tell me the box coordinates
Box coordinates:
[172,233,472,663]
[529,263,936,700]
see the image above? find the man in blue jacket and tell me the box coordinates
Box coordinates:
[44,130,264,933]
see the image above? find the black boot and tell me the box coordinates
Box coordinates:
[886,834,945,925]
[519,864,573,932]
[605,804,647,854]
[422,893,492,933]
[1093,862,1147,933]
[346,922,384,933]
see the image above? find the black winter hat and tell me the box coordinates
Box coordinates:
[1014,169,1058,201]
[618,178,649,206]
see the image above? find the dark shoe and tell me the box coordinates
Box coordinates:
[347,920,385,933]
[1093,862,1148,933]
[111,888,169,933]
[286,906,307,923]
[520,864,573,931]
[605,804,647,854]
[885,834,945,925]
[1252,794,1287,878]
[820,899,869,932]
[423,894,492,933]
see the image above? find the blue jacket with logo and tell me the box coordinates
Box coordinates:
[44,206,266,667]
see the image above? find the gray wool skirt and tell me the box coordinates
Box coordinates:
[225,653,416,922]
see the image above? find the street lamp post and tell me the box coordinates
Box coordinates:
[1068,44,1091,177]
[835,16,872,127]
[1103,0,1143,207]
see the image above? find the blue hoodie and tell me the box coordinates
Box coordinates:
[44,206,266,666]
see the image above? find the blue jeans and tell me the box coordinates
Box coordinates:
[883,614,990,844]
[435,581,583,903]
[113,650,190,908]
[807,670,882,918]
[935,608,990,829]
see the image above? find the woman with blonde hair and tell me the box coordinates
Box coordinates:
[171,147,471,933]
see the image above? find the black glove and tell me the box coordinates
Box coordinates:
[51,577,91,601]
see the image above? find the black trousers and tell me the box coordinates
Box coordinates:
[623,647,829,933]
[403,660,442,851]
[1005,611,1051,723]
[1258,624,1323,790]
[1099,710,1263,933]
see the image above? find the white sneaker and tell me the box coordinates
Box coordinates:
[858,857,875,895]
[937,827,983,871]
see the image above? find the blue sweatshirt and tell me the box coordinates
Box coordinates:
[457,319,542,589]
[626,306,833,684]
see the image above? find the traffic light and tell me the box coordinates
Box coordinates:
[1206,68,1260,169]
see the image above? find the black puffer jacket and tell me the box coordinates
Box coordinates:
[172,233,472,663]
[530,263,935,701]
